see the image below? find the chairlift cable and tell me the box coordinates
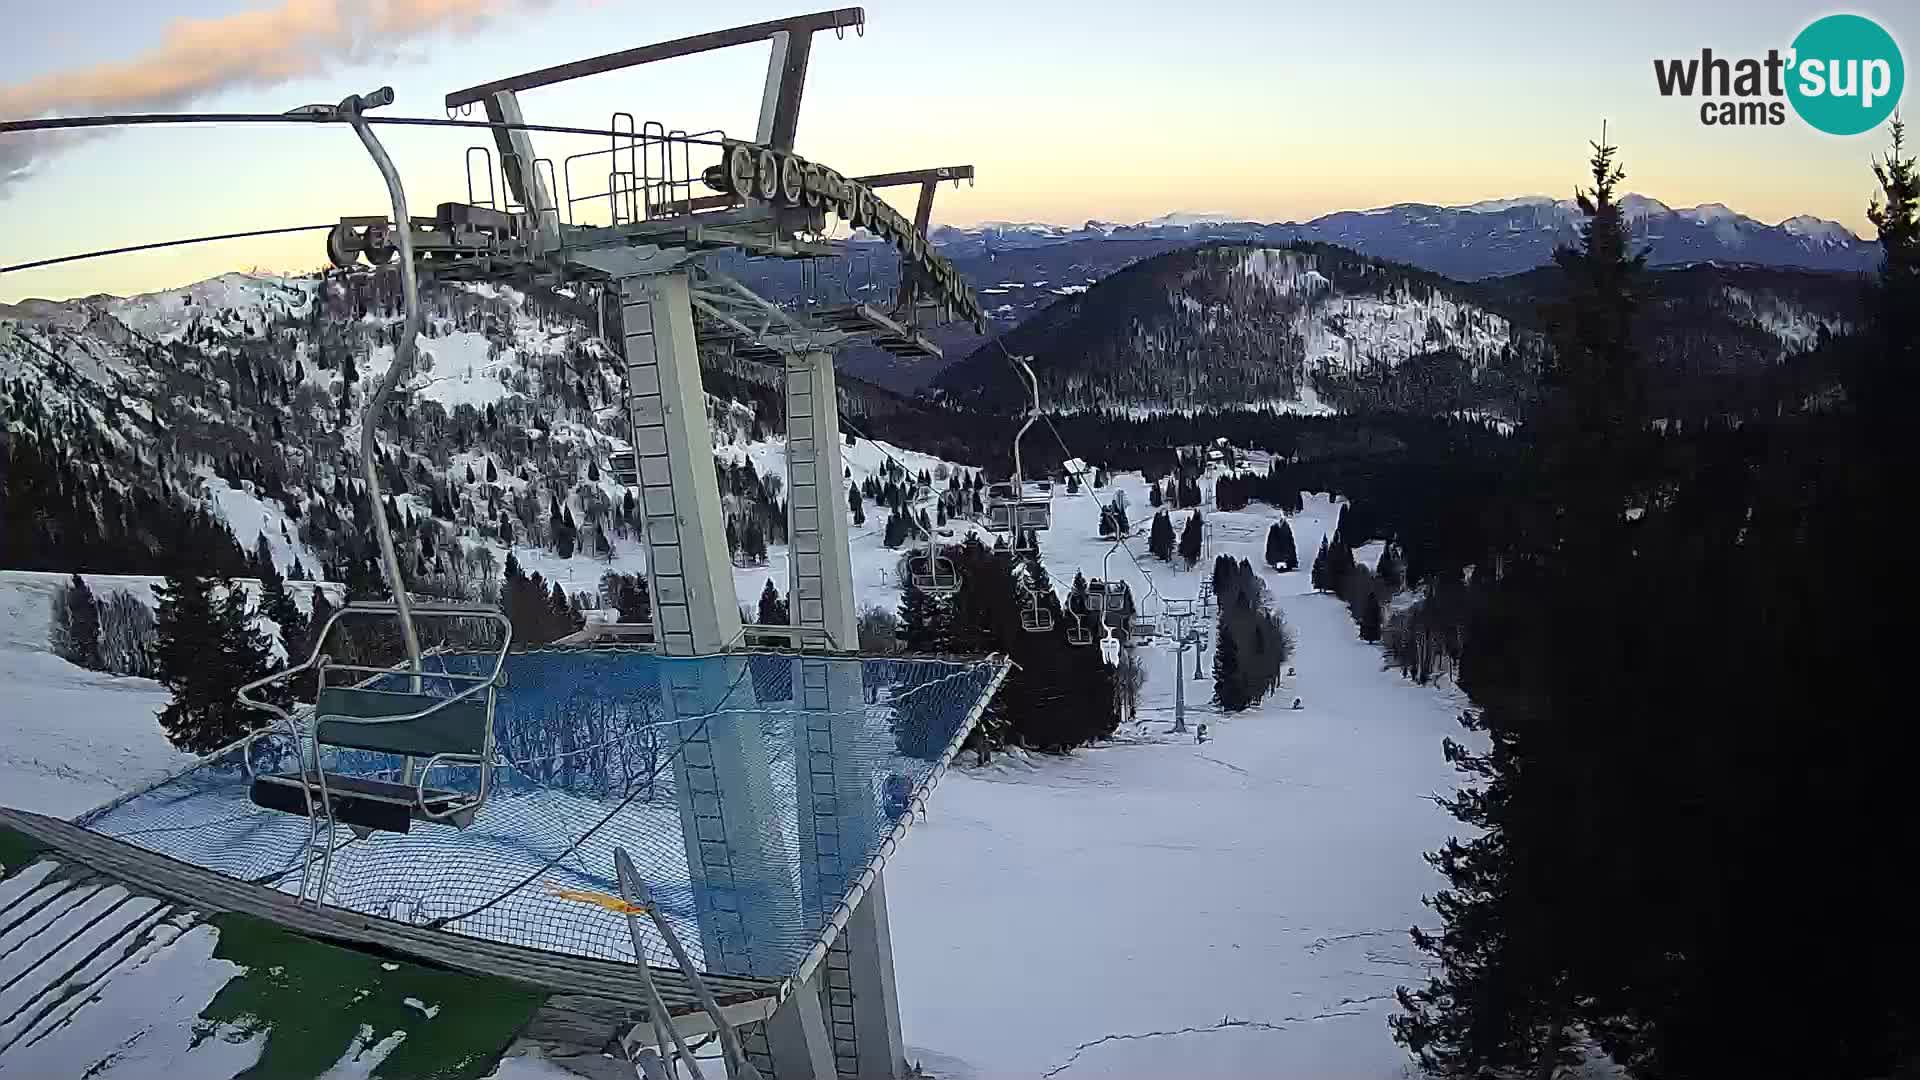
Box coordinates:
[1,223,337,276]
[0,111,730,146]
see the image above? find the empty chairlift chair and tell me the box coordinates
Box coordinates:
[987,480,1054,535]
[1020,586,1055,633]
[239,603,513,835]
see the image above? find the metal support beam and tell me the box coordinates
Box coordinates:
[622,271,740,656]
[483,91,555,253]
[753,966,838,1079]
[446,9,864,108]
[783,350,857,644]
[777,350,904,1079]
[622,272,797,1011]
[841,879,906,1080]
[756,30,813,152]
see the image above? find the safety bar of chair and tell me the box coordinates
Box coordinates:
[237,604,513,721]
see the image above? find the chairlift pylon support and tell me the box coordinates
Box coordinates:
[272,16,989,1073]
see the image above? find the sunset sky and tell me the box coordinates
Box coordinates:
[1,0,1912,303]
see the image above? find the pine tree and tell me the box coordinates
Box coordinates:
[896,580,949,652]
[1148,481,1162,508]
[1178,510,1203,568]
[1311,537,1330,592]
[1211,608,1249,711]
[1866,118,1920,433]
[1264,523,1288,570]
[1359,591,1383,642]
[1395,137,1648,1079]
[1148,509,1175,562]
[155,575,278,753]
[57,572,103,670]
[758,579,789,625]
[255,535,308,655]
[1376,543,1402,592]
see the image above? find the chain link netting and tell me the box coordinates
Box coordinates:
[77,647,1006,979]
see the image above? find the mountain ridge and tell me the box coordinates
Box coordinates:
[924,194,1874,279]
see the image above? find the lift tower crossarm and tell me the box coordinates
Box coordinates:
[445,8,865,151]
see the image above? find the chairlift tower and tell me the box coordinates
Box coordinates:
[320,11,989,1078]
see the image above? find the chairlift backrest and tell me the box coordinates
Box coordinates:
[1020,605,1055,633]
[314,686,491,758]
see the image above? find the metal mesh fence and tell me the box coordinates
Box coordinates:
[76,647,1007,980]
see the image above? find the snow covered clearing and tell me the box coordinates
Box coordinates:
[883,486,1468,1078]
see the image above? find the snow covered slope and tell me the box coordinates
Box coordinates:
[885,486,1468,1077]
[1,573,189,817]
[2,433,1474,1077]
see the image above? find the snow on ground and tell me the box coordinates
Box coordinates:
[885,489,1471,1079]
[1,572,191,817]
[0,571,342,816]
[0,437,1471,1076]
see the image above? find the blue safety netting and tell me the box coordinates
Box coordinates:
[76,648,1007,980]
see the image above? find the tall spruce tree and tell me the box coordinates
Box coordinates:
[896,580,949,652]
[255,535,308,655]
[1395,137,1649,1079]
[154,575,278,753]
[1148,510,1175,562]
[1358,591,1382,642]
[1179,510,1203,568]
[61,572,103,670]
[758,579,789,625]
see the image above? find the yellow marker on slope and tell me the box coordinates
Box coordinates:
[543,881,649,915]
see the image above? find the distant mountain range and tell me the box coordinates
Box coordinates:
[924,195,1877,279]
[801,194,1877,392]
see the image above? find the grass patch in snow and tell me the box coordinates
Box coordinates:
[0,825,49,878]
[192,913,544,1079]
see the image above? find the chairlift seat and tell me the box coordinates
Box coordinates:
[909,555,960,595]
[249,772,472,834]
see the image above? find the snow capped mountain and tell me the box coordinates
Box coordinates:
[935,241,1862,419]
[1780,214,1860,247]
[1140,210,1242,227]
[937,244,1537,418]
[0,271,823,591]
[924,197,1874,280]
[1456,195,1557,213]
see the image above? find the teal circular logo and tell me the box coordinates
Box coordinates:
[1787,14,1904,135]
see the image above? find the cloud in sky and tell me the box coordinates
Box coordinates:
[0,0,538,194]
